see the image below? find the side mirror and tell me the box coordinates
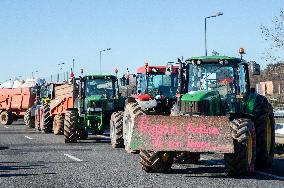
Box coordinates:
[251,62,260,75]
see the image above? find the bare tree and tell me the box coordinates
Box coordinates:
[260,9,284,62]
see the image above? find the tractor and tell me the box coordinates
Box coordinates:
[128,50,275,175]
[110,63,179,152]
[24,80,54,133]
[59,75,125,143]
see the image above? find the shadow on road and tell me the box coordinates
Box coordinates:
[166,159,284,181]
[0,162,55,178]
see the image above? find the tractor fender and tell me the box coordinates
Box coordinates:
[137,99,157,109]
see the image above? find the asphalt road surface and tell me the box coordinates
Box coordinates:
[1,121,284,188]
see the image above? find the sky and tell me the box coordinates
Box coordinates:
[0,0,283,82]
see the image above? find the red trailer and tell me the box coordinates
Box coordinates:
[0,87,36,125]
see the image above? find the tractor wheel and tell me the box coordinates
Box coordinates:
[24,108,35,128]
[224,118,256,175]
[123,103,144,153]
[253,97,275,168]
[77,129,88,140]
[174,152,200,164]
[110,111,124,148]
[0,111,13,125]
[41,105,52,133]
[53,114,64,135]
[64,109,78,143]
[140,150,174,173]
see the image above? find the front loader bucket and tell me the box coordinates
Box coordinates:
[130,115,234,153]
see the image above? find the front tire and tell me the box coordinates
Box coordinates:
[123,103,144,153]
[110,111,124,148]
[140,150,174,173]
[224,118,256,175]
[41,105,52,133]
[24,108,34,128]
[64,109,78,143]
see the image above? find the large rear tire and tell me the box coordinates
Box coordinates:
[224,118,256,175]
[253,96,275,168]
[24,108,35,128]
[110,111,124,148]
[41,105,52,133]
[140,150,174,173]
[0,111,13,125]
[53,114,64,135]
[123,103,144,153]
[64,109,78,143]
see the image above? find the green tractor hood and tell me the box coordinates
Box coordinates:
[181,90,221,116]
[181,90,219,102]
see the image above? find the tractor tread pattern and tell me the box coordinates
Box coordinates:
[253,96,275,168]
[24,108,35,128]
[110,111,124,148]
[140,150,174,173]
[224,118,256,175]
[42,105,52,133]
[64,110,78,143]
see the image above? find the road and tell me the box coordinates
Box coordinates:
[1,121,284,188]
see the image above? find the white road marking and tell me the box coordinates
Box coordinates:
[3,126,9,128]
[255,171,284,180]
[64,154,83,162]
[24,136,33,140]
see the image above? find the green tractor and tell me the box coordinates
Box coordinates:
[64,75,125,143]
[129,52,275,175]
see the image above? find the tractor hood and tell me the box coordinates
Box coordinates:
[181,90,219,102]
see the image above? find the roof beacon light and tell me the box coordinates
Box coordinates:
[239,48,245,55]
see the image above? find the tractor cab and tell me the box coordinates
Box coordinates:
[178,55,260,116]
[78,75,124,133]
[134,64,179,111]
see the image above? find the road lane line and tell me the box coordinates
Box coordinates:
[255,171,284,180]
[4,126,9,128]
[64,154,83,162]
[24,136,33,140]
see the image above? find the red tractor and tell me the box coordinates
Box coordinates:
[110,63,179,152]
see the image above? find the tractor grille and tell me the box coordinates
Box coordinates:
[180,100,210,115]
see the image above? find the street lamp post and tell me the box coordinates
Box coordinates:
[205,12,223,56]
[99,48,111,74]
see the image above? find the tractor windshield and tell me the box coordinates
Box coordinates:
[188,63,235,97]
[85,78,115,97]
[137,74,178,98]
